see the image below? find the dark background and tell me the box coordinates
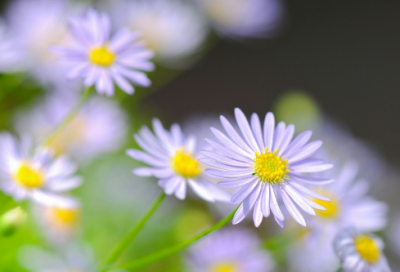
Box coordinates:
[146,0,400,162]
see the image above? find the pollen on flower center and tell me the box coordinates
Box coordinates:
[14,163,45,188]
[210,262,238,272]
[313,191,340,219]
[171,148,201,178]
[253,148,289,183]
[354,235,380,264]
[51,207,79,225]
[89,46,115,66]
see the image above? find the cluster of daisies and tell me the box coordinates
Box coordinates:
[0,0,394,272]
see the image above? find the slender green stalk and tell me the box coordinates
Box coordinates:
[335,267,342,272]
[113,207,238,271]
[98,192,167,272]
[42,86,92,146]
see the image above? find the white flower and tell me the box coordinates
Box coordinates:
[15,92,128,164]
[110,0,207,66]
[52,9,155,96]
[193,0,284,38]
[0,132,81,207]
[187,228,275,272]
[34,203,80,245]
[203,108,334,227]
[2,0,82,88]
[127,119,231,202]
[20,244,95,272]
[334,227,391,272]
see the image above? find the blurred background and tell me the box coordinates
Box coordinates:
[0,0,399,271]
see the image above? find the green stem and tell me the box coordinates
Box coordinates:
[114,207,238,271]
[335,268,342,272]
[98,192,167,272]
[42,86,92,146]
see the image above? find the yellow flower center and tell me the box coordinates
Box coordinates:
[89,46,115,66]
[51,207,79,226]
[313,191,340,219]
[354,235,380,264]
[14,163,45,188]
[210,262,238,272]
[253,148,289,183]
[171,148,201,178]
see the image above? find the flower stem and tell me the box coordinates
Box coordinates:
[42,86,92,146]
[98,192,167,272]
[113,207,238,271]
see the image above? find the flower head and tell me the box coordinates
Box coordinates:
[2,0,81,88]
[15,92,128,164]
[187,228,275,272]
[203,108,334,227]
[52,9,154,96]
[127,119,230,202]
[0,132,81,207]
[110,0,207,66]
[334,227,391,272]
[194,0,284,38]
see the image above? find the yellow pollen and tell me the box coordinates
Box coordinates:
[51,207,79,226]
[253,148,289,183]
[14,163,45,188]
[354,235,380,264]
[89,46,115,66]
[171,148,201,178]
[313,191,340,219]
[210,262,238,272]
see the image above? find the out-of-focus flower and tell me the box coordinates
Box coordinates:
[187,228,275,272]
[334,227,391,272]
[110,0,207,66]
[15,92,128,165]
[51,9,154,96]
[0,19,22,73]
[0,132,81,207]
[193,0,284,38]
[0,207,27,236]
[34,203,80,244]
[287,161,388,272]
[1,0,82,88]
[203,108,333,227]
[20,244,96,272]
[127,119,230,202]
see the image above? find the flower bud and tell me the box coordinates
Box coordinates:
[0,207,27,236]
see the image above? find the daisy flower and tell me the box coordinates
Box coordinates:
[2,0,82,88]
[51,9,155,96]
[127,119,230,202]
[110,0,207,66]
[15,91,128,164]
[0,132,81,207]
[193,0,284,38]
[34,203,80,245]
[187,228,275,272]
[203,108,334,227]
[334,227,391,272]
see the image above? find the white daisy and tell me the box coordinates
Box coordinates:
[334,227,391,272]
[2,0,82,88]
[287,160,388,272]
[15,91,128,165]
[193,0,284,38]
[0,132,81,207]
[110,0,207,66]
[187,228,275,272]
[19,244,97,272]
[203,108,334,227]
[51,9,155,96]
[34,203,80,245]
[127,119,231,202]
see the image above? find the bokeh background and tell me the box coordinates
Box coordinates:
[0,0,399,271]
